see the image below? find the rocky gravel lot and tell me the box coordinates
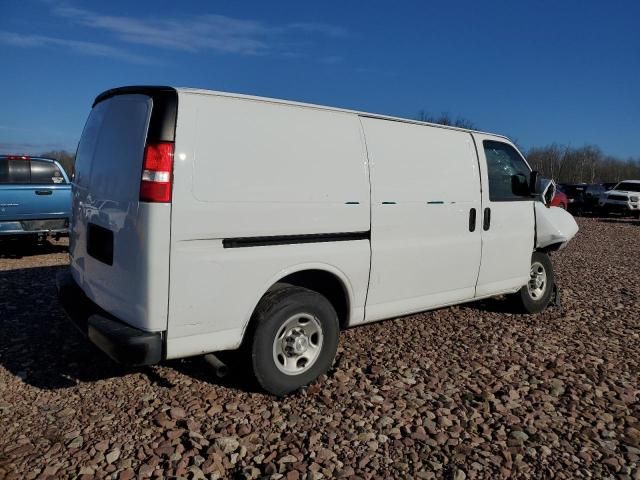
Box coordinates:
[1,217,639,479]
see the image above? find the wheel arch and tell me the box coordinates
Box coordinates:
[536,243,564,254]
[240,263,354,345]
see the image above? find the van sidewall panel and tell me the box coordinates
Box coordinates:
[166,92,371,358]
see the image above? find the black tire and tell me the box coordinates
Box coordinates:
[515,251,555,314]
[249,286,339,396]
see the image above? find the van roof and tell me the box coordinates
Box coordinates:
[177,87,509,140]
[94,85,510,142]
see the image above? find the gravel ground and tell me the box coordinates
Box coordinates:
[1,218,639,479]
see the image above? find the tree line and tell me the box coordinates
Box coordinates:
[40,116,640,186]
[526,145,640,184]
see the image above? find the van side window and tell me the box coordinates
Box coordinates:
[31,160,66,184]
[0,159,30,184]
[483,140,531,201]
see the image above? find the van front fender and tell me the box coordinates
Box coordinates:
[535,202,579,250]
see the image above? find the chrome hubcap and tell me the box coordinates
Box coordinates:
[527,261,547,299]
[273,313,323,375]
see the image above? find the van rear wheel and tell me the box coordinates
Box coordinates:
[515,251,555,314]
[249,286,339,396]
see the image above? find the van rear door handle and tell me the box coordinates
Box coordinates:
[483,207,491,231]
[35,190,52,195]
[468,208,476,232]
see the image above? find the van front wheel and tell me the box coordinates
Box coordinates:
[249,286,339,396]
[515,251,555,314]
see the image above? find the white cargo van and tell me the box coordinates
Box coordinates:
[57,86,578,395]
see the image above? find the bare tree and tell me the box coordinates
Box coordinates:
[417,110,477,129]
[527,144,568,180]
[526,144,640,183]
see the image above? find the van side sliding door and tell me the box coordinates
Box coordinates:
[362,118,483,321]
[473,134,535,296]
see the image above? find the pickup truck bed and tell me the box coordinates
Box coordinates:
[0,155,71,237]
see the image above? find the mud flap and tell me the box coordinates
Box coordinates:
[550,283,561,308]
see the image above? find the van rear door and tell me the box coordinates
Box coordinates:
[70,87,177,332]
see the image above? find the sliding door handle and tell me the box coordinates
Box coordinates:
[483,208,491,231]
[468,208,477,232]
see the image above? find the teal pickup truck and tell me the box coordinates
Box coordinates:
[0,155,71,239]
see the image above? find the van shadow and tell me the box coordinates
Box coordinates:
[461,295,520,314]
[0,265,175,390]
[167,355,264,394]
[0,264,262,392]
[0,238,68,259]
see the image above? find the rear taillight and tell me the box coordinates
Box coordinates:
[140,142,174,202]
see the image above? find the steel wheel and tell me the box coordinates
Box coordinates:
[272,313,323,376]
[527,261,547,299]
[250,285,339,395]
[515,252,555,314]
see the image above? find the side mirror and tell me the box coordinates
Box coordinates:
[511,173,530,197]
[543,182,556,206]
[531,177,556,206]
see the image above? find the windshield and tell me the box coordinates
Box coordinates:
[614,182,640,192]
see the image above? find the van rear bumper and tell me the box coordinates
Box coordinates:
[56,269,163,366]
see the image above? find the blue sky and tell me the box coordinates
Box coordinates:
[1,0,639,157]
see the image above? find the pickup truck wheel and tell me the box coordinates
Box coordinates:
[249,286,339,396]
[516,252,555,314]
